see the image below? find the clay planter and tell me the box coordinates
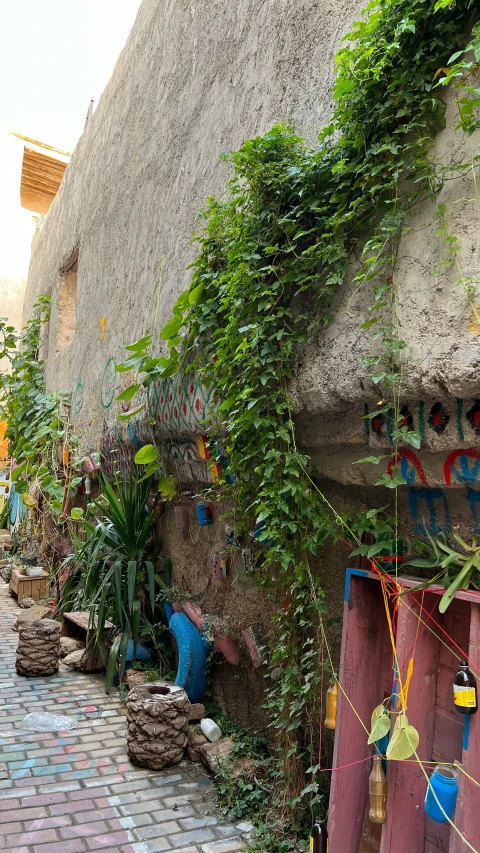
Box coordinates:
[214,635,240,665]
[126,681,190,770]
[16,618,61,677]
[182,602,205,631]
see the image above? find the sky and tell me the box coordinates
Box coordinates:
[0,0,143,151]
[0,1,142,283]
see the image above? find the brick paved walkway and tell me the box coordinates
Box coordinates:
[0,582,247,853]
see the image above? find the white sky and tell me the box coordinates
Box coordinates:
[0,1,142,282]
[0,0,143,151]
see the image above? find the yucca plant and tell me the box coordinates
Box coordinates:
[60,472,170,690]
[405,531,480,613]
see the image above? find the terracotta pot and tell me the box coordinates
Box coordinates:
[174,505,188,529]
[182,602,205,631]
[214,635,240,665]
[243,628,262,668]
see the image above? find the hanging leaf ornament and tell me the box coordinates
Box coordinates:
[368,703,391,745]
[386,713,419,760]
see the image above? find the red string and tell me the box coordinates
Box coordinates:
[321,755,372,773]
[407,589,480,677]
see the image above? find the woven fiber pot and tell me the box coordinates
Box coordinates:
[126,681,190,770]
[16,618,61,677]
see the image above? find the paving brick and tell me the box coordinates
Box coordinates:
[6,829,59,845]
[179,817,219,830]
[69,786,111,800]
[0,586,244,853]
[0,806,50,822]
[19,791,68,808]
[32,840,87,853]
[50,798,101,816]
[0,821,22,834]
[1,846,30,853]
[200,841,246,852]
[136,820,181,839]
[167,829,217,847]
[0,797,20,810]
[60,820,110,839]
[85,829,134,848]
[73,808,120,824]
[23,815,73,831]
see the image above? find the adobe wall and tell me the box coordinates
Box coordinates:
[22,0,480,728]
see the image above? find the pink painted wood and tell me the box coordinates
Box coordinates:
[449,602,480,853]
[329,574,480,853]
[380,592,439,853]
[328,575,387,853]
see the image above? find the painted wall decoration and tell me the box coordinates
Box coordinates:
[364,398,480,445]
[131,371,215,437]
[428,402,450,434]
[73,379,84,416]
[444,448,480,486]
[387,448,427,486]
[101,357,117,410]
[384,445,480,536]
[408,487,452,537]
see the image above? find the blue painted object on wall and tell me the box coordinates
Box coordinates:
[424,766,458,823]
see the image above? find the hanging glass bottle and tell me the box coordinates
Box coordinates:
[369,754,387,824]
[453,661,478,715]
[324,680,338,730]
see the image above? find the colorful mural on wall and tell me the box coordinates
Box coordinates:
[137,371,215,437]
[101,357,117,410]
[364,398,480,444]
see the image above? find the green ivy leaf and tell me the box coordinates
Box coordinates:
[158,475,177,498]
[134,444,158,465]
[116,383,140,402]
[367,704,391,745]
[386,713,419,760]
[160,316,182,341]
[189,283,205,305]
[70,507,84,520]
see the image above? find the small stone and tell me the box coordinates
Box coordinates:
[187,726,209,761]
[187,703,206,722]
[14,604,51,631]
[22,597,36,609]
[63,649,86,668]
[237,822,255,833]
[126,669,150,689]
[60,637,86,658]
[199,737,234,774]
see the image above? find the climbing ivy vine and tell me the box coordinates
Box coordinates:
[0,295,79,520]
[118,0,480,843]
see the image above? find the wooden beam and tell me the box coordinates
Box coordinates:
[11,131,71,157]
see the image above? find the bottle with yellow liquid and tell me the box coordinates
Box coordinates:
[369,754,387,824]
[453,661,478,715]
[310,818,328,852]
[324,681,338,730]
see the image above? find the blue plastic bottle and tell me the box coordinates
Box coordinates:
[424,765,458,823]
